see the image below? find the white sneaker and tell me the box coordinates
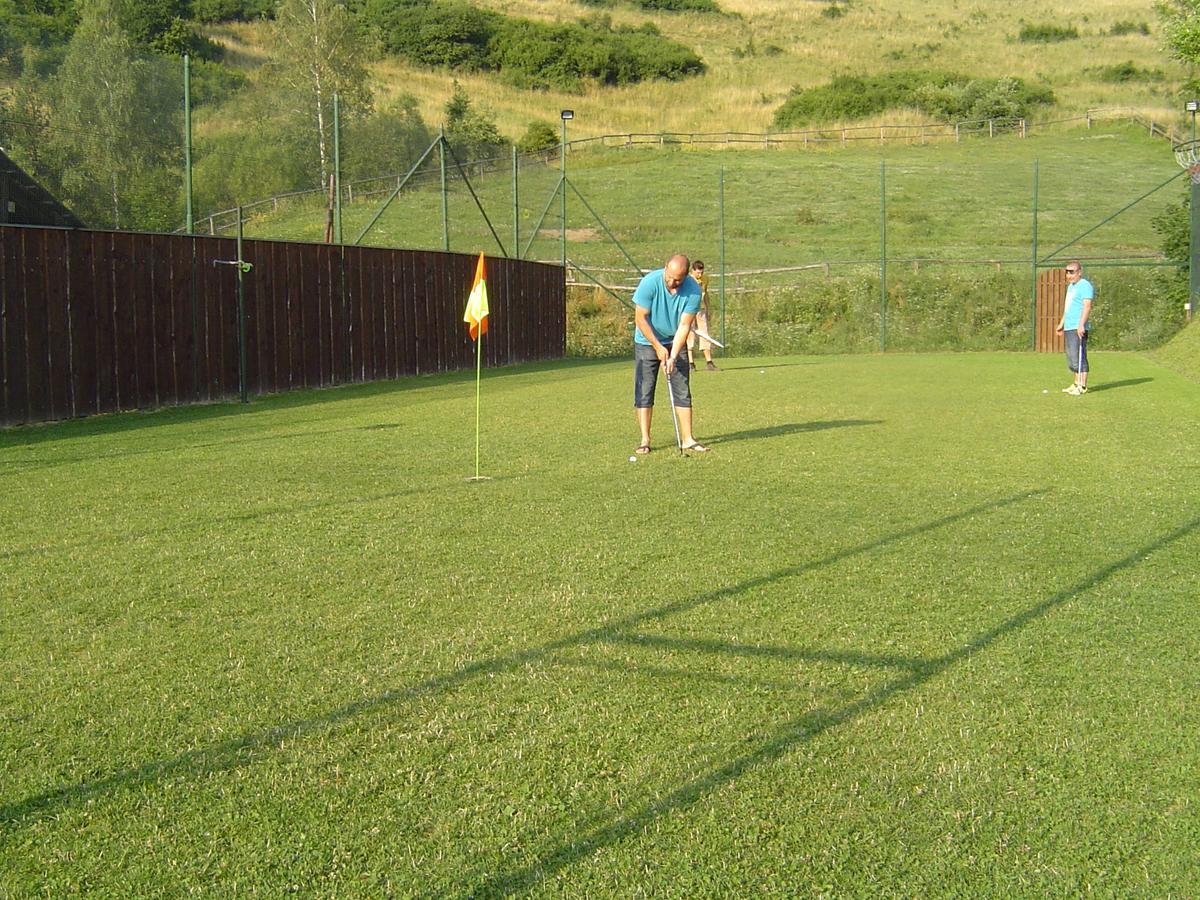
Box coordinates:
[1061,384,1077,393]
[1066,384,1083,396]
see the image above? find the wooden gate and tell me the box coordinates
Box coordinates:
[1035,267,1068,353]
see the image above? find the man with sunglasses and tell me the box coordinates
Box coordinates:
[1055,261,1093,395]
[632,253,709,454]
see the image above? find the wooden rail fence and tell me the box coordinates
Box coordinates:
[0,226,564,426]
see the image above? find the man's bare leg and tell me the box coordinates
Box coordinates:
[636,407,653,449]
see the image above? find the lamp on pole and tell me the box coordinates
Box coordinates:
[560,109,573,270]
[1188,101,1200,321]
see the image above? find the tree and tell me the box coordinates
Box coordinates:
[264,0,371,189]
[1158,0,1200,68]
[442,80,506,161]
[45,0,181,228]
[342,94,432,180]
[517,119,559,154]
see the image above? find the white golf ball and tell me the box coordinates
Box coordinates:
[629,455,638,462]
[759,369,765,374]
[1043,389,1049,394]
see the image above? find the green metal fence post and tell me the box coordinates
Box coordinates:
[512,147,519,259]
[560,114,568,269]
[333,92,342,244]
[439,127,449,251]
[1191,174,1200,321]
[719,165,726,353]
[236,206,248,404]
[1030,159,1039,349]
[183,54,193,234]
[879,160,887,352]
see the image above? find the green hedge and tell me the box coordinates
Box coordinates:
[772,70,1054,129]
[567,268,1187,358]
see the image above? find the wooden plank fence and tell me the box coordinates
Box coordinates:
[0,225,564,426]
[1035,267,1069,353]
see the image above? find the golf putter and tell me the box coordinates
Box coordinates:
[664,358,683,455]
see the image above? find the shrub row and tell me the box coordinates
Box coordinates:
[362,1,705,90]
[772,70,1054,129]
[1017,23,1078,43]
[579,0,722,11]
[567,268,1187,358]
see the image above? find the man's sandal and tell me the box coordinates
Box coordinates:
[682,442,710,453]
[634,444,652,455]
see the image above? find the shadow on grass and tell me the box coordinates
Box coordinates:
[711,419,881,445]
[0,358,614,450]
[467,510,1200,897]
[0,422,420,475]
[0,488,1047,829]
[0,483,438,561]
[1086,377,1154,393]
[717,363,817,373]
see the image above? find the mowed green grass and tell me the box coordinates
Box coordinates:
[2,350,1199,894]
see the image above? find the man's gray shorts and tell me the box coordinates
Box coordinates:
[1064,330,1089,373]
[634,343,692,408]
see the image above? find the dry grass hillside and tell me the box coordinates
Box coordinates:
[208,0,1187,141]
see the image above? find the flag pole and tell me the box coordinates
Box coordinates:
[474,331,483,479]
[464,252,490,482]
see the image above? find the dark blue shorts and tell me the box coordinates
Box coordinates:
[634,343,692,408]
[1064,330,1089,374]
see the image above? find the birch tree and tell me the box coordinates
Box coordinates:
[266,0,371,189]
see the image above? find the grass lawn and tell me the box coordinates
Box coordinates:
[2,350,1198,894]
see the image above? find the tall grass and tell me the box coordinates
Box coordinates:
[205,0,1186,141]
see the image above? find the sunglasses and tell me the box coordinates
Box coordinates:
[1065,268,1080,274]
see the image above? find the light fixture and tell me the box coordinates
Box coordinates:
[560,109,575,120]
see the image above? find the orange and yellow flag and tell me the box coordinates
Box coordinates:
[463,253,489,340]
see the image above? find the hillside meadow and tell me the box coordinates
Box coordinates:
[203,0,1189,143]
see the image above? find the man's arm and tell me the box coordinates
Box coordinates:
[1076,299,1092,336]
[635,307,670,365]
[665,312,697,372]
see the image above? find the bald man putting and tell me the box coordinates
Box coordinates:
[631,253,710,455]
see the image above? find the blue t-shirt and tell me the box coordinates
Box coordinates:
[1063,278,1094,331]
[632,268,703,346]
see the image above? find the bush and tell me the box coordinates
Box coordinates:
[567,266,1186,358]
[342,95,432,181]
[1109,20,1150,37]
[148,17,225,58]
[914,75,1055,121]
[193,119,315,211]
[517,120,560,154]
[0,0,79,47]
[189,0,274,21]
[635,0,720,11]
[566,286,633,358]
[567,0,720,9]
[188,58,248,105]
[773,69,1054,129]
[1091,61,1163,83]
[362,0,704,89]
[1017,23,1079,43]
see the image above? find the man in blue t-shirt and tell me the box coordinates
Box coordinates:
[1055,260,1094,396]
[632,253,709,454]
